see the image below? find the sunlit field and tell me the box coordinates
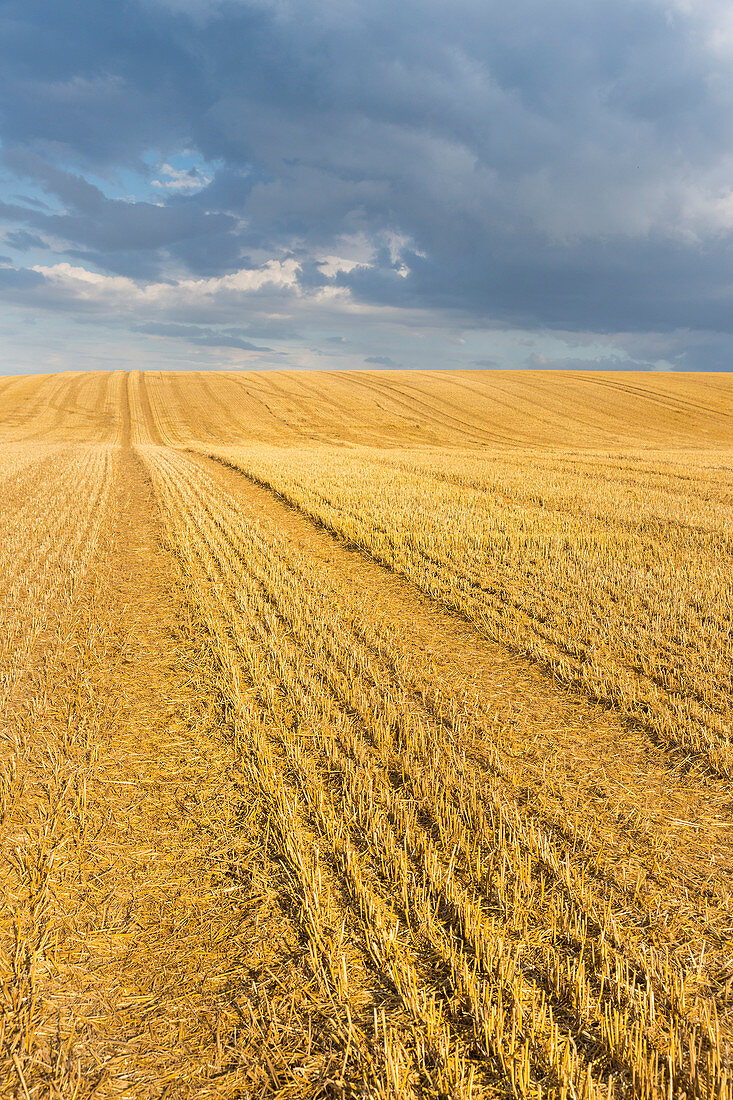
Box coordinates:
[1,368,732,1098]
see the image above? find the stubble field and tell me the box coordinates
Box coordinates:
[0,368,731,1100]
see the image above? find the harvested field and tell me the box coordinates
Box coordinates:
[1,368,732,1099]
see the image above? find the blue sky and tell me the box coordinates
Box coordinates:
[1,0,733,372]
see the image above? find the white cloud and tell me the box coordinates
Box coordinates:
[152,162,212,193]
[32,258,301,310]
[317,255,364,277]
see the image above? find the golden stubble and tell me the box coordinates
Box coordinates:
[0,367,730,1098]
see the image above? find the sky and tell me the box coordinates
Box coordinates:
[1,0,733,373]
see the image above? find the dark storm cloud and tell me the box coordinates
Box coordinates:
[0,0,200,162]
[63,249,171,280]
[0,264,46,289]
[1,0,733,366]
[341,231,733,335]
[1,150,236,268]
[3,229,49,250]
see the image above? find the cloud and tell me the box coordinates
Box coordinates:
[152,162,212,193]
[2,153,235,263]
[2,0,733,369]
[3,229,49,250]
[364,355,397,366]
[0,264,46,289]
[135,320,271,350]
[23,258,300,318]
